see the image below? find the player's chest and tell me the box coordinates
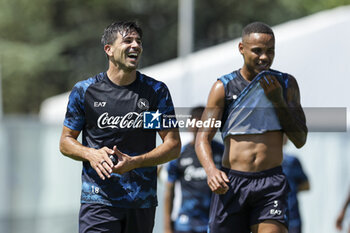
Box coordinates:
[84,87,156,128]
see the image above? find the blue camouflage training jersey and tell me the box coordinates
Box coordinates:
[219,69,289,138]
[167,141,224,232]
[64,71,176,208]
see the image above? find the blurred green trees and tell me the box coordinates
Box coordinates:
[0,0,349,114]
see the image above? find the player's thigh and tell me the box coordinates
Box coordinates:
[208,183,251,233]
[174,231,207,233]
[288,225,301,233]
[79,203,123,233]
[250,220,288,233]
[124,206,156,233]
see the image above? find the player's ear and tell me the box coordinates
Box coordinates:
[104,44,113,57]
[238,42,244,55]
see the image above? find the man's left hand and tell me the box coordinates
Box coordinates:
[259,74,284,105]
[111,146,136,174]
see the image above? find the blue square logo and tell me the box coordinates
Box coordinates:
[143,110,162,129]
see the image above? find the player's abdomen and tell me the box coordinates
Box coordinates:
[222,130,283,172]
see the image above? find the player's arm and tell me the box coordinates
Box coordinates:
[294,157,310,192]
[336,189,350,230]
[298,180,310,192]
[164,181,175,233]
[195,81,229,194]
[260,74,307,148]
[111,128,181,174]
[59,126,114,180]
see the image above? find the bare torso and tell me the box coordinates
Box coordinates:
[222,130,283,172]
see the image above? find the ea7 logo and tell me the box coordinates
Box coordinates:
[94,102,106,107]
[270,209,282,215]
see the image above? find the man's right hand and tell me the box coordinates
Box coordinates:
[207,167,230,194]
[88,147,115,180]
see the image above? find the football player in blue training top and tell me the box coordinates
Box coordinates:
[59,21,181,233]
[282,136,310,233]
[164,106,224,233]
[195,22,307,233]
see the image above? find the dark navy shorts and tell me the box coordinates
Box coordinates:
[289,225,301,233]
[208,166,289,233]
[174,231,207,233]
[79,203,156,233]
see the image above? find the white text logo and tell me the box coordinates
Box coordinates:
[97,112,143,129]
[184,165,207,181]
[94,102,106,107]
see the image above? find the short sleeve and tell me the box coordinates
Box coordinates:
[63,82,86,131]
[156,82,177,129]
[156,82,175,115]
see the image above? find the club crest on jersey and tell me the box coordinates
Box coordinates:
[137,98,149,110]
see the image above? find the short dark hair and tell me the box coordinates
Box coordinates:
[190,106,205,120]
[242,22,274,38]
[101,21,143,46]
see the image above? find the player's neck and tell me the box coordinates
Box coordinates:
[240,67,256,82]
[107,65,137,86]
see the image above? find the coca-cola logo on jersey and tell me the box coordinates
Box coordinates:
[97,112,143,129]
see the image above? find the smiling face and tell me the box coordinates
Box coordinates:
[104,30,143,71]
[239,33,275,80]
